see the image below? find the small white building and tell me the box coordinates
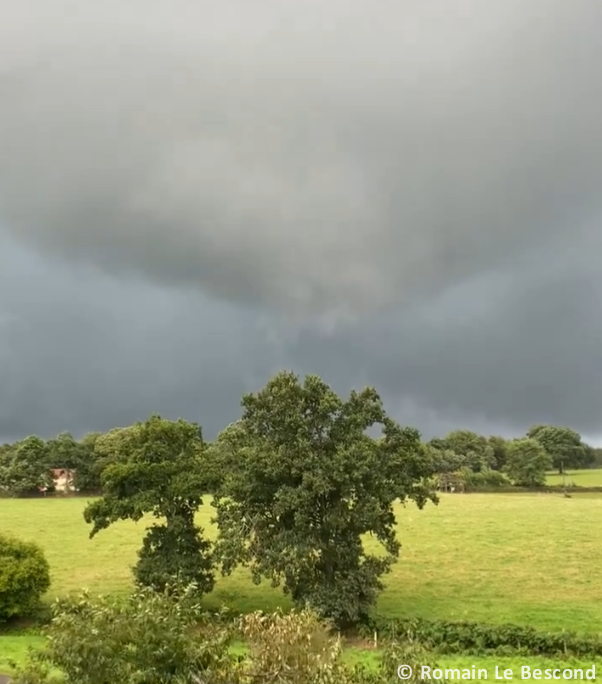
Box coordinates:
[50,468,77,493]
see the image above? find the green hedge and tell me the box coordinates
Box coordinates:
[364,615,602,657]
[455,485,602,494]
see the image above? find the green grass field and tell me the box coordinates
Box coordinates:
[546,468,602,487]
[2,492,602,677]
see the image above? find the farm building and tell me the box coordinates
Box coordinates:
[50,468,77,493]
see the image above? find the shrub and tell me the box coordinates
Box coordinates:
[11,585,237,684]
[461,467,510,490]
[0,533,51,621]
[11,594,450,684]
[241,609,348,684]
[365,614,602,658]
[240,609,447,684]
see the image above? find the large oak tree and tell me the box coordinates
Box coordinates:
[213,371,437,627]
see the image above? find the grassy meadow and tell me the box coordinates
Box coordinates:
[2,490,602,676]
[546,468,602,487]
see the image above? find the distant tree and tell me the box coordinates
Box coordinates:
[505,438,552,487]
[527,425,584,474]
[0,436,51,496]
[425,444,466,474]
[591,447,602,468]
[72,431,103,492]
[526,425,547,438]
[438,430,495,472]
[214,371,437,627]
[83,415,214,594]
[578,443,596,469]
[0,444,12,492]
[487,435,508,470]
[46,432,81,469]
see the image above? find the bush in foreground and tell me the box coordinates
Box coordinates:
[11,586,235,684]
[10,588,445,684]
[0,533,51,622]
[365,614,602,658]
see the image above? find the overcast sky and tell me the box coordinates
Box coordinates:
[1,0,601,445]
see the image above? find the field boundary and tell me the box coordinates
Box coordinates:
[364,615,602,657]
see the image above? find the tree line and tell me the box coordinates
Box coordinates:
[0,376,598,499]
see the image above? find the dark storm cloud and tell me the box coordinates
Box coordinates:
[0,239,285,441]
[287,237,602,437]
[0,0,601,442]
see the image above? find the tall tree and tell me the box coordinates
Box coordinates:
[214,371,437,627]
[83,415,214,594]
[0,436,51,496]
[505,438,552,487]
[425,444,466,474]
[487,436,508,471]
[439,430,495,472]
[72,431,104,493]
[527,425,584,474]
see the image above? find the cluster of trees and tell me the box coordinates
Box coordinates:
[79,373,437,627]
[1,371,600,625]
[0,431,101,496]
[426,424,599,488]
[0,386,597,499]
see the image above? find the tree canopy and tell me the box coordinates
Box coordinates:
[0,436,51,496]
[505,438,552,487]
[213,371,437,626]
[83,415,214,594]
[526,425,588,473]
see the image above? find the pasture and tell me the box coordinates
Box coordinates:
[546,468,602,487]
[2,493,602,629]
[2,491,602,676]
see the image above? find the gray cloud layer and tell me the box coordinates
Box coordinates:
[1,0,601,442]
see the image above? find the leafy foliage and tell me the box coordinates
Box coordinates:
[435,430,495,472]
[527,425,586,473]
[240,609,447,684]
[10,586,236,684]
[83,414,214,594]
[240,609,345,684]
[487,436,508,470]
[425,445,466,475]
[365,614,602,658]
[460,466,510,490]
[45,432,81,471]
[214,371,437,627]
[71,431,103,492]
[0,437,51,496]
[11,594,447,684]
[45,431,106,493]
[0,533,51,621]
[505,438,552,487]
